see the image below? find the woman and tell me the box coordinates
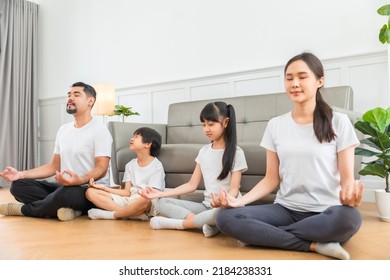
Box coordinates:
[213,52,364,260]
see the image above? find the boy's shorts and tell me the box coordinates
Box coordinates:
[110,187,158,216]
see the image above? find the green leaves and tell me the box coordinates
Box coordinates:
[355,106,390,191]
[379,24,390,44]
[355,108,390,151]
[378,4,390,44]
[362,107,390,133]
[359,163,388,179]
[114,105,140,122]
[378,4,390,16]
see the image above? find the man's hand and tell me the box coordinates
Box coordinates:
[55,170,82,186]
[0,167,23,182]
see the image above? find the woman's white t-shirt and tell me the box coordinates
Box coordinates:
[260,111,360,212]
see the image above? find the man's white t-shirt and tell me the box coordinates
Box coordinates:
[54,118,113,185]
[195,143,248,207]
[122,157,165,191]
[261,111,360,212]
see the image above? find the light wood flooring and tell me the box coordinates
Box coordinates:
[0,186,389,260]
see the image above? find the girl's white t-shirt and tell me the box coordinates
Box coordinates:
[196,144,248,207]
[261,111,360,212]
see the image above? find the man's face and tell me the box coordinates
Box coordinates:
[66,86,93,115]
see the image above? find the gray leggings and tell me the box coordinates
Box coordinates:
[154,197,220,228]
[216,203,362,252]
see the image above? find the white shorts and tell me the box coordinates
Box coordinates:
[110,187,157,216]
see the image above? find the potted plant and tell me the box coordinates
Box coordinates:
[354,107,390,222]
[114,105,140,122]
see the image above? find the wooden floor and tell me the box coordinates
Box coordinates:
[0,186,390,260]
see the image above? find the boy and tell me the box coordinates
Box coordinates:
[86,127,165,220]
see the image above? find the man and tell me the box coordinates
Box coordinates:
[0,82,113,221]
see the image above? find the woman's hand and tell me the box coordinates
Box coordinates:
[211,188,244,208]
[339,180,364,207]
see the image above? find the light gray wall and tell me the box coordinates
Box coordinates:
[37,0,388,100]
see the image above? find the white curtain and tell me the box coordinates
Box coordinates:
[0,0,38,187]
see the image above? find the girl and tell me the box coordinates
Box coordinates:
[213,52,364,259]
[139,101,247,237]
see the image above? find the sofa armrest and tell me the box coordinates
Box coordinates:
[107,121,167,185]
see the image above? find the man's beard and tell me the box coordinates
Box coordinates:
[66,108,77,114]
[66,103,77,114]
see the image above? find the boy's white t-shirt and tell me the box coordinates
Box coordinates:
[195,144,248,207]
[260,111,360,212]
[54,118,113,185]
[122,157,165,191]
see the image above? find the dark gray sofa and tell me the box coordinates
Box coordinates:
[108,86,362,203]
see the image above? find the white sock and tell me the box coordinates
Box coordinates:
[202,224,219,238]
[315,242,350,260]
[88,208,115,220]
[149,216,184,230]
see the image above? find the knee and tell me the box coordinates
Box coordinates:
[343,207,362,233]
[153,198,166,213]
[85,188,96,201]
[10,179,27,198]
[216,208,234,231]
[154,197,173,211]
[326,206,362,235]
[138,197,152,212]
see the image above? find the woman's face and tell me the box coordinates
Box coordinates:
[284,60,324,105]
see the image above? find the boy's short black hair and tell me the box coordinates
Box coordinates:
[134,127,162,157]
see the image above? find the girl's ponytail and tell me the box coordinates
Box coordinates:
[219,104,237,180]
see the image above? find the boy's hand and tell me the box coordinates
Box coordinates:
[88,178,106,190]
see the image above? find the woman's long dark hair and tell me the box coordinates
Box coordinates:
[200,101,237,180]
[284,52,336,143]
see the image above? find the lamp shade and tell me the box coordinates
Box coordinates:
[92,83,116,116]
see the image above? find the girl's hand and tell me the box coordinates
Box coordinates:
[339,180,364,207]
[138,187,162,199]
[211,189,244,208]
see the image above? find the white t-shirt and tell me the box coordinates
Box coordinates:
[261,111,360,212]
[122,157,165,191]
[54,118,113,185]
[195,143,248,207]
